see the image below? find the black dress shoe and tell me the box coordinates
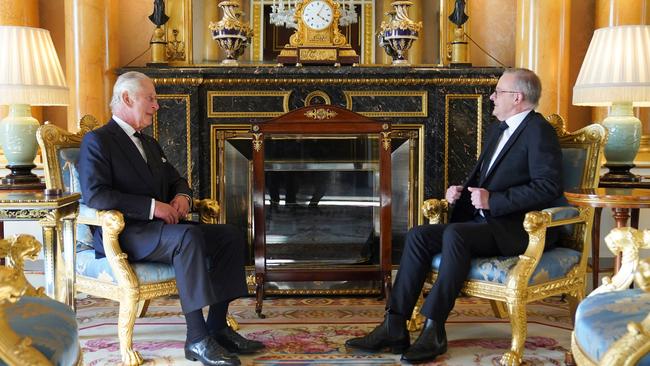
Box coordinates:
[185,336,241,366]
[345,312,410,354]
[401,318,447,364]
[212,326,266,354]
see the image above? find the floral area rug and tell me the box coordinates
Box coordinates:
[77,296,573,365]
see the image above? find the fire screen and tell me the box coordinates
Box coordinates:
[211,107,422,314]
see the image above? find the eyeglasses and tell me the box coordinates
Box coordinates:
[492,89,521,97]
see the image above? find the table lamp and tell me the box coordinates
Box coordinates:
[0,26,69,188]
[573,25,650,182]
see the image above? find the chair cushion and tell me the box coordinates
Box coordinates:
[2,296,79,366]
[57,147,95,249]
[431,247,581,285]
[76,249,176,284]
[76,204,96,248]
[574,289,650,364]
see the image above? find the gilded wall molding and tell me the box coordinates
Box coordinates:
[344,90,428,117]
[207,90,292,118]
[252,3,262,61]
[363,3,374,63]
[152,77,204,86]
[444,93,482,190]
[202,77,498,86]
[153,94,192,185]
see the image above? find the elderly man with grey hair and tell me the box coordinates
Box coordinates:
[79,71,264,366]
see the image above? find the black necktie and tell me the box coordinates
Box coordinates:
[133,131,153,167]
[479,121,509,181]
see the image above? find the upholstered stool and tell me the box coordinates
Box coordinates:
[2,296,80,366]
[573,289,650,365]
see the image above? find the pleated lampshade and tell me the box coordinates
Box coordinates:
[573,25,650,107]
[0,25,69,106]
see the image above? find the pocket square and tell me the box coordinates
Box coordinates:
[161,157,167,163]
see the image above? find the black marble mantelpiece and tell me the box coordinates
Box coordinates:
[127,65,502,201]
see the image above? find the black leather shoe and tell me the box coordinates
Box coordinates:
[185,336,241,366]
[401,318,447,364]
[345,312,410,354]
[212,326,266,354]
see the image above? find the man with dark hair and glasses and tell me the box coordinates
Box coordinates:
[346,68,567,363]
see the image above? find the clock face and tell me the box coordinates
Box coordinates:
[301,0,334,31]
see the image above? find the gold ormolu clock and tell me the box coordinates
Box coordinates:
[277,0,359,66]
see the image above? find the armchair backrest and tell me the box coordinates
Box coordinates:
[37,115,101,248]
[545,115,607,251]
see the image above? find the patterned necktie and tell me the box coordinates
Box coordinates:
[479,121,509,181]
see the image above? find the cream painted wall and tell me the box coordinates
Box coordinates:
[468,0,516,67]
[118,0,154,67]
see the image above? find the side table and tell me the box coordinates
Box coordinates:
[0,190,79,307]
[564,187,650,290]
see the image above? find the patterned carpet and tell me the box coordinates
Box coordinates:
[77,295,573,365]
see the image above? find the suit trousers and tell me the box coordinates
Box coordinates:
[388,215,501,323]
[142,223,248,314]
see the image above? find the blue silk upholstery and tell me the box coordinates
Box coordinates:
[76,249,175,284]
[574,289,650,365]
[1,297,79,366]
[431,247,581,285]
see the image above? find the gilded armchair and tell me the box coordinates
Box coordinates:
[407,116,607,365]
[0,234,81,366]
[37,115,233,366]
[571,227,650,365]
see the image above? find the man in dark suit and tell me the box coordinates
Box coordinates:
[346,68,567,363]
[78,71,264,366]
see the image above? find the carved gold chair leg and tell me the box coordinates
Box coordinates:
[500,302,526,366]
[489,300,508,318]
[407,293,425,332]
[226,314,240,331]
[118,298,144,366]
[136,300,150,318]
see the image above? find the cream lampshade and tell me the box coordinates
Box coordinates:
[0,25,69,188]
[573,25,650,182]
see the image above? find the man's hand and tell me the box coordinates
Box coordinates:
[170,195,190,217]
[154,200,181,224]
[445,185,463,204]
[467,187,490,210]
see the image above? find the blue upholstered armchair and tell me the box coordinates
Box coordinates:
[407,116,607,365]
[0,234,81,366]
[571,227,650,366]
[37,116,233,366]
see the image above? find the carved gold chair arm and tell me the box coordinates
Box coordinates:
[193,198,221,224]
[507,206,585,290]
[421,199,448,224]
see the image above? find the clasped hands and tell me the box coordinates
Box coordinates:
[446,185,490,210]
[154,195,191,224]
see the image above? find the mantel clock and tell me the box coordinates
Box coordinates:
[277,0,359,66]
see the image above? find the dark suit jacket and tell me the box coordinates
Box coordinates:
[78,119,192,260]
[450,110,568,256]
